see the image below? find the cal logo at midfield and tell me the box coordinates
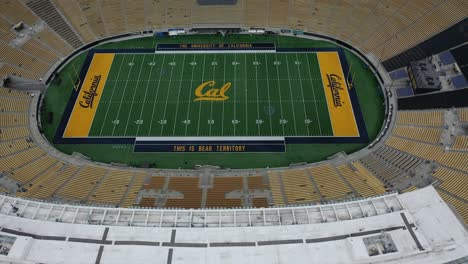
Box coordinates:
[194,81,231,102]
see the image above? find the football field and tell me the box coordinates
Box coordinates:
[62,50,360,139]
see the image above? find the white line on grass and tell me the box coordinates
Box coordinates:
[123,54,147,136]
[233,53,237,136]
[305,53,323,135]
[196,54,207,136]
[171,54,186,136]
[99,54,126,136]
[295,53,310,135]
[135,53,157,136]
[244,53,248,136]
[254,53,260,136]
[284,54,298,135]
[209,54,216,136]
[221,54,226,136]
[147,54,167,136]
[184,54,196,136]
[159,54,177,136]
[111,54,136,136]
[273,53,286,136]
[264,53,274,136]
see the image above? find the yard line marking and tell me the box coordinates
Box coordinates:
[221,53,226,136]
[111,54,136,136]
[264,53,274,136]
[196,54,207,136]
[233,53,237,136]
[305,53,323,136]
[273,53,286,136]
[284,54,298,135]
[123,54,147,136]
[209,54,216,136]
[244,53,248,136]
[99,54,126,136]
[295,53,310,135]
[171,54,186,136]
[254,53,260,136]
[135,53,157,136]
[159,54,177,136]
[184,54,196,136]
[147,54,167,136]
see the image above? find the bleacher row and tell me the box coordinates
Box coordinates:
[381,110,467,223]
[138,175,268,209]
[0,88,143,207]
[267,163,387,205]
[0,0,467,80]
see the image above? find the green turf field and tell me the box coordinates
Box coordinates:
[42,35,385,168]
[88,52,332,137]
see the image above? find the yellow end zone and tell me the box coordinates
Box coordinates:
[63,53,114,137]
[317,52,359,137]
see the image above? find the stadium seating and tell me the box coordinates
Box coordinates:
[0,17,16,42]
[336,164,385,198]
[244,0,268,27]
[0,138,34,157]
[459,108,468,122]
[0,64,38,80]
[56,166,108,201]
[192,1,243,26]
[0,43,50,79]
[267,171,286,205]
[123,0,146,32]
[307,165,353,201]
[276,169,321,204]
[9,155,58,184]
[396,110,445,127]
[0,126,30,141]
[452,136,468,151]
[0,0,463,81]
[89,170,135,205]
[437,189,468,224]
[21,39,60,64]
[99,0,127,35]
[374,0,468,61]
[386,135,468,173]
[51,0,97,43]
[19,164,80,199]
[120,172,146,207]
[434,167,468,201]
[165,177,203,208]
[1,0,39,26]
[206,177,243,208]
[392,126,442,144]
[35,28,74,55]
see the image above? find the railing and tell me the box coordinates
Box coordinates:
[0,191,402,228]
